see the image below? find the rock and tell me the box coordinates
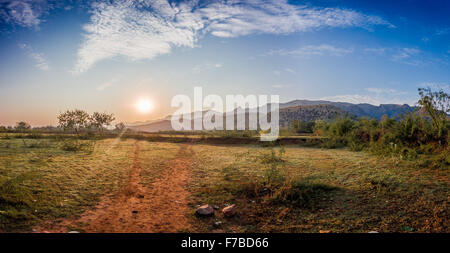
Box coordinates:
[222,204,237,217]
[319,230,332,233]
[213,205,220,210]
[213,221,222,228]
[68,231,80,233]
[196,204,214,216]
[368,231,379,233]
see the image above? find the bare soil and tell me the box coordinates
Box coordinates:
[36,141,194,233]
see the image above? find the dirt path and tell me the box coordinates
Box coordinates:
[39,141,194,233]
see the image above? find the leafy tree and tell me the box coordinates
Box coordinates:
[115,122,126,132]
[290,120,315,134]
[0,125,6,132]
[90,112,115,132]
[57,109,90,133]
[418,87,449,129]
[15,121,31,131]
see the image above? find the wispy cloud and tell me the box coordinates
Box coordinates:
[73,0,392,73]
[320,94,383,105]
[320,94,415,106]
[273,68,296,76]
[0,1,90,29]
[417,82,450,91]
[18,43,50,70]
[284,68,296,74]
[435,28,450,36]
[365,87,407,95]
[272,84,291,89]
[364,47,386,55]
[0,0,47,28]
[97,77,120,91]
[391,47,421,65]
[192,62,223,73]
[321,86,413,105]
[267,44,354,58]
[365,47,446,66]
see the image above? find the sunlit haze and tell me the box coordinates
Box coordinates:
[136,98,153,114]
[0,0,449,126]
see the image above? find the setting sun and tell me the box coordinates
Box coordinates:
[136,99,153,114]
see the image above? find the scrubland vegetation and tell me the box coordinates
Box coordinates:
[189,144,448,232]
[314,87,449,169]
[0,88,448,232]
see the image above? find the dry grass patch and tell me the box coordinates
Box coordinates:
[0,138,135,231]
[189,144,449,233]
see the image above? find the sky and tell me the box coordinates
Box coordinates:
[0,0,449,126]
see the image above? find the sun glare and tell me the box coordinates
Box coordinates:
[136,99,153,114]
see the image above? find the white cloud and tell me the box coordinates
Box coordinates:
[198,0,393,37]
[267,44,353,58]
[285,68,296,74]
[272,84,291,89]
[273,68,296,76]
[364,47,386,55]
[365,87,407,95]
[18,43,50,70]
[97,77,120,91]
[192,62,223,73]
[391,47,421,65]
[73,0,392,73]
[435,28,450,36]
[417,82,450,91]
[320,94,383,105]
[321,86,414,105]
[0,0,46,27]
[365,47,445,66]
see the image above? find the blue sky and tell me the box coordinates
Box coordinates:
[0,0,449,126]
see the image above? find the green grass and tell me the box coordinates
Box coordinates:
[0,138,135,231]
[188,144,449,233]
[0,134,447,233]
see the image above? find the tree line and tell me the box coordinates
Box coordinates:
[0,110,126,133]
[310,87,449,165]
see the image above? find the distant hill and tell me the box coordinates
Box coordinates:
[279,104,353,127]
[280,100,416,120]
[128,120,173,132]
[127,100,416,132]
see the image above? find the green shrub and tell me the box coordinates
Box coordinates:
[59,139,94,152]
[270,180,339,208]
[25,133,43,139]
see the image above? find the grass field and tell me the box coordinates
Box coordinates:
[0,135,448,232]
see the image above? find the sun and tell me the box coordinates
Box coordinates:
[136,98,153,114]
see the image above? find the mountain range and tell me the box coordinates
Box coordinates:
[127,100,416,132]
